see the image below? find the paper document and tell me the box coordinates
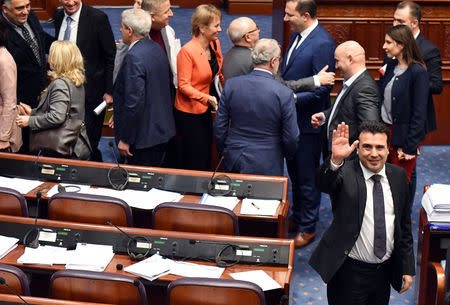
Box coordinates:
[0,235,19,259]
[66,243,114,272]
[17,245,69,266]
[168,261,225,278]
[240,199,280,216]
[230,270,281,291]
[199,193,239,211]
[124,254,171,281]
[0,176,43,194]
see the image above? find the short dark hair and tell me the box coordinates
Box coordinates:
[287,0,317,18]
[397,1,421,23]
[0,17,8,47]
[358,121,390,145]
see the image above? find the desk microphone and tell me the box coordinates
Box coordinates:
[208,150,231,196]
[34,148,42,179]
[23,191,41,248]
[0,277,30,304]
[106,220,150,261]
[107,141,128,190]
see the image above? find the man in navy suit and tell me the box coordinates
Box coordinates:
[113,8,175,166]
[214,39,299,176]
[390,1,443,205]
[54,0,116,161]
[2,0,54,153]
[282,0,336,248]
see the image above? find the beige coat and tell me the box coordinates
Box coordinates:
[0,47,22,152]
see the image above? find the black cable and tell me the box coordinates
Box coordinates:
[215,244,240,268]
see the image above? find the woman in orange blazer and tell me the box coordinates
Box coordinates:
[0,18,22,152]
[174,4,223,171]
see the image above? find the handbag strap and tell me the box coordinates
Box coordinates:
[59,78,73,119]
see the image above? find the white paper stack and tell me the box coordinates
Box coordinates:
[124,254,171,281]
[65,243,114,272]
[17,245,69,266]
[240,198,280,216]
[0,176,43,194]
[229,270,281,291]
[199,193,239,211]
[422,184,450,225]
[0,235,19,259]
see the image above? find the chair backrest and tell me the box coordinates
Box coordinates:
[152,202,239,235]
[0,187,28,217]
[48,192,133,227]
[0,264,31,296]
[166,277,266,305]
[49,270,147,305]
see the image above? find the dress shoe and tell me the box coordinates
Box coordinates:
[294,231,316,248]
[288,219,299,233]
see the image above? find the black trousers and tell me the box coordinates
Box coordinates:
[327,257,392,305]
[127,142,168,167]
[174,108,212,171]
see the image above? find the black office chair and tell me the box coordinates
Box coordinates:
[0,187,28,217]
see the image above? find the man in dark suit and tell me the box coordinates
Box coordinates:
[2,0,54,152]
[282,0,335,248]
[214,39,299,176]
[310,121,414,305]
[391,0,442,204]
[54,0,116,161]
[113,8,175,167]
[311,41,380,159]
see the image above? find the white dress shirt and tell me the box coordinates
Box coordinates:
[57,3,82,43]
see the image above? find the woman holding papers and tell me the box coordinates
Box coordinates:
[174,4,224,171]
[16,41,91,160]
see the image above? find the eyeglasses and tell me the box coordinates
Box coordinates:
[241,25,260,39]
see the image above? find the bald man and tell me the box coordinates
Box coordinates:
[311,41,380,159]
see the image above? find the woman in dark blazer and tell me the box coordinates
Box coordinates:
[379,25,428,182]
[174,4,224,171]
[16,41,91,160]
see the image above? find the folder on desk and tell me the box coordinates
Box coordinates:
[0,176,43,194]
[199,193,239,211]
[230,270,281,291]
[0,235,19,259]
[422,184,450,225]
[240,199,280,216]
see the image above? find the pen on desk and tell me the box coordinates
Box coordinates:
[251,202,260,209]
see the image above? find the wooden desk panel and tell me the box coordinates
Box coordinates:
[0,216,293,305]
[0,294,114,305]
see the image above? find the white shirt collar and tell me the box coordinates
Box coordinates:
[300,19,318,40]
[359,161,387,181]
[253,67,273,75]
[64,2,82,23]
[343,68,366,88]
[414,29,420,40]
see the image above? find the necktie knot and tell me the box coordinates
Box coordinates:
[66,16,72,24]
[371,174,381,182]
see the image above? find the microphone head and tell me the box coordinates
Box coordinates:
[57,185,65,193]
[36,191,42,199]
[133,279,140,287]
[116,264,123,270]
[0,277,5,285]
[108,141,114,148]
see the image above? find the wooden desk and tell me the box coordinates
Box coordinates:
[0,152,289,238]
[0,294,114,305]
[0,215,293,305]
[416,208,450,305]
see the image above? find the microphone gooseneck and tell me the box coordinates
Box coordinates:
[0,276,30,304]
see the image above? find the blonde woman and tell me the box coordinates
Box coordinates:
[16,40,91,160]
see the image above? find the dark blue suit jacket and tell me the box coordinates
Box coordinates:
[282,23,335,134]
[379,62,429,155]
[114,38,175,150]
[214,69,299,176]
[4,10,54,108]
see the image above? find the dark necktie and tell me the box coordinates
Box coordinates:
[63,17,72,41]
[19,24,41,66]
[286,34,302,65]
[371,174,386,259]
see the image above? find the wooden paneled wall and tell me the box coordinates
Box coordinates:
[273,0,450,145]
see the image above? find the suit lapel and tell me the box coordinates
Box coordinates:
[285,25,319,70]
[7,25,39,66]
[54,9,64,38]
[76,5,89,47]
[353,160,367,227]
[385,165,402,222]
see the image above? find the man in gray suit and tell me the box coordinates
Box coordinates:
[311,41,380,159]
[223,17,335,91]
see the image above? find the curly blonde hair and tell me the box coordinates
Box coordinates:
[48,40,85,87]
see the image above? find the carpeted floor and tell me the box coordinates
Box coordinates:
[42,7,450,305]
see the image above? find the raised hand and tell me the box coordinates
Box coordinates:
[331,122,359,165]
[317,65,335,86]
